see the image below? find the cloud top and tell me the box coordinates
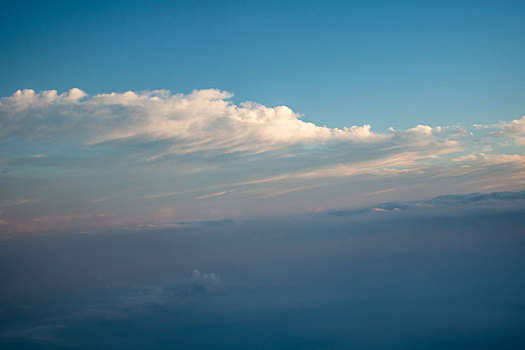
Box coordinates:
[1,88,435,156]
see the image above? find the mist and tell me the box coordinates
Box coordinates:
[1,192,525,349]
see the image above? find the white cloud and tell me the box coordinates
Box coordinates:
[196,189,237,200]
[0,88,427,157]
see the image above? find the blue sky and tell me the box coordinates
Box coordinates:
[0,0,525,233]
[1,0,524,129]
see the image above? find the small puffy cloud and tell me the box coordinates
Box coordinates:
[118,270,225,311]
[187,269,224,294]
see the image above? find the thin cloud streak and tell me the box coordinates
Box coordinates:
[196,189,238,200]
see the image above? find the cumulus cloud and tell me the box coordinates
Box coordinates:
[0,88,437,157]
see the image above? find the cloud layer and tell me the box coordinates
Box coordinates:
[0,88,442,155]
[0,88,524,232]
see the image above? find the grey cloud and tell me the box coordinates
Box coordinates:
[119,270,226,310]
[328,190,525,216]
[187,269,224,294]
[428,190,525,205]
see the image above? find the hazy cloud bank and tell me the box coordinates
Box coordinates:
[329,190,525,215]
[1,195,524,349]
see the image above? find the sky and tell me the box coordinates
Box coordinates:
[1,0,525,233]
[1,1,525,348]
[1,0,524,128]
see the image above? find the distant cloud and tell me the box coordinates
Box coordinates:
[329,190,525,216]
[428,190,525,205]
[120,269,225,310]
[380,190,525,210]
[480,152,525,166]
[452,154,477,162]
[187,269,224,294]
[491,116,525,145]
[196,190,237,200]
[2,269,227,345]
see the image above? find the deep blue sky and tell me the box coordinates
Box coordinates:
[1,0,524,130]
